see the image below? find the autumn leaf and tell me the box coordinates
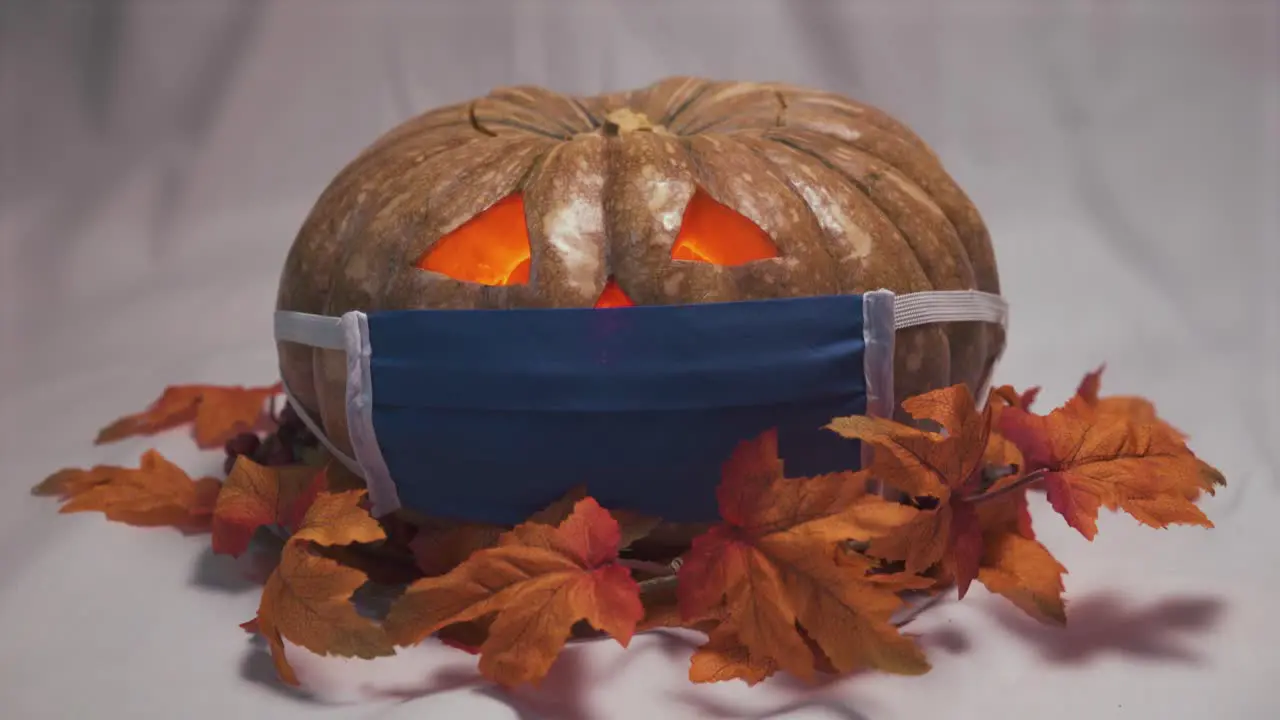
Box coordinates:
[248,486,393,684]
[990,384,1040,413]
[32,465,116,499]
[406,486,587,578]
[51,450,220,531]
[689,626,778,685]
[676,429,928,683]
[976,532,1067,626]
[984,384,1040,474]
[970,473,1064,625]
[384,497,644,687]
[410,523,504,577]
[826,385,993,597]
[409,488,662,578]
[1070,366,1225,500]
[291,489,386,546]
[254,540,396,686]
[211,458,326,556]
[999,377,1216,540]
[95,382,281,449]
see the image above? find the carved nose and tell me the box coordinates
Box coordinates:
[593,277,635,308]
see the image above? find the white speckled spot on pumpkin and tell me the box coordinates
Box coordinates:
[884,171,945,218]
[544,195,603,296]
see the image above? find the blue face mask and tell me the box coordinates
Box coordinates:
[274,290,1006,525]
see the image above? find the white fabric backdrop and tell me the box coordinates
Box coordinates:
[2,1,1277,718]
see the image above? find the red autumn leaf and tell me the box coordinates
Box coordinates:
[95,382,282,449]
[384,497,644,687]
[211,458,325,556]
[991,384,1040,413]
[676,429,928,683]
[47,451,220,531]
[827,385,993,598]
[999,372,1218,540]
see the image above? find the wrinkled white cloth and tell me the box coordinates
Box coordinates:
[1,1,1277,718]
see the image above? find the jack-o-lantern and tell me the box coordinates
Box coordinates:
[275,77,1003,526]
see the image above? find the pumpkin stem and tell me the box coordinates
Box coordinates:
[601,108,667,136]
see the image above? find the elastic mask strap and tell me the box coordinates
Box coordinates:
[892,289,1009,410]
[892,289,1008,331]
[275,310,402,517]
[279,380,363,475]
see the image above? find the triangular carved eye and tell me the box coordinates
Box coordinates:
[417,194,532,285]
[670,189,779,265]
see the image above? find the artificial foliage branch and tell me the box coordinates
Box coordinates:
[33,366,1224,689]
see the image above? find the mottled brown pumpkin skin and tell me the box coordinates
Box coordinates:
[276,76,1004,488]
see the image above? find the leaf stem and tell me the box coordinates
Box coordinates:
[619,557,681,577]
[965,469,1048,505]
[638,575,679,592]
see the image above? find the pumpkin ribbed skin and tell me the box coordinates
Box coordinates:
[276,77,1003,462]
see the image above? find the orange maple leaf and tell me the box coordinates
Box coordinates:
[408,487,661,578]
[689,626,779,685]
[46,450,220,531]
[250,488,394,685]
[32,465,117,499]
[211,458,325,556]
[826,385,993,598]
[676,429,928,684]
[255,541,396,685]
[1070,366,1225,500]
[384,497,644,687]
[972,475,1065,625]
[977,532,1067,625]
[95,383,282,449]
[998,370,1217,540]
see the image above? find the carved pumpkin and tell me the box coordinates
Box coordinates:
[276,76,1003,472]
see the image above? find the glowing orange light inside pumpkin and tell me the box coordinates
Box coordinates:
[417,194,532,285]
[594,277,635,308]
[670,189,779,265]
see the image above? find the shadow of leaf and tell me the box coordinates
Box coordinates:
[238,636,320,704]
[991,592,1226,664]
[189,531,281,592]
[676,691,873,720]
[365,642,600,720]
[188,545,261,593]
